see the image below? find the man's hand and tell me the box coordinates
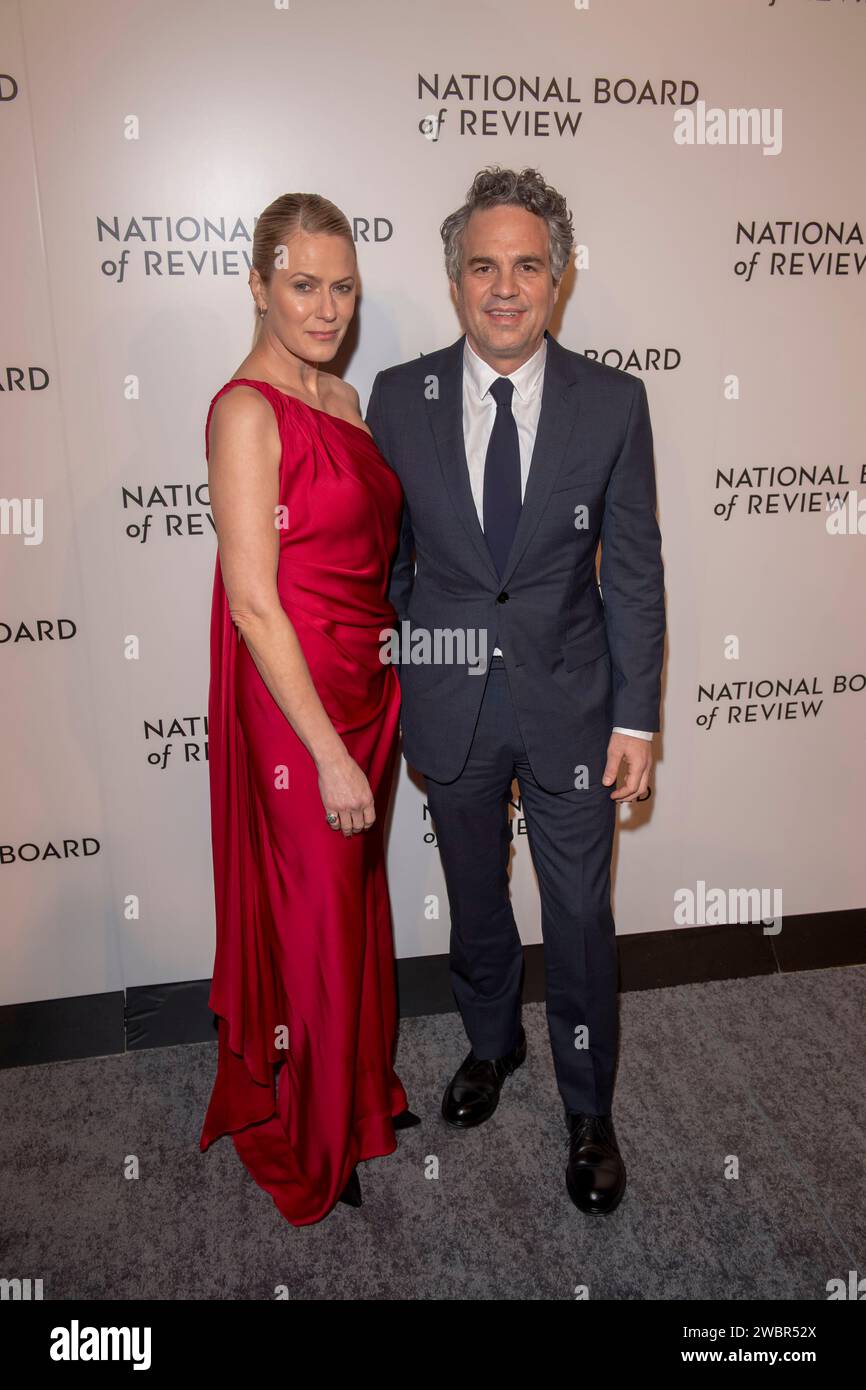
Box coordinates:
[602,732,653,802]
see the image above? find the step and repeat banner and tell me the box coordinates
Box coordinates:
[2,0,864,1011]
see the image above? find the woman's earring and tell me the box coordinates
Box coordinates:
[258,304,267,317]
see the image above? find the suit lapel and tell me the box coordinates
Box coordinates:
[498,331,579,587]
[425,330,580,589]
[425,335,500,583]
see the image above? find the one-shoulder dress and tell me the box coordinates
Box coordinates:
[199,377,409,1226]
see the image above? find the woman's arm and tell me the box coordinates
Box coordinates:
[207,386,374,836]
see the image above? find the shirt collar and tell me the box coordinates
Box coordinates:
[463,333,547,404]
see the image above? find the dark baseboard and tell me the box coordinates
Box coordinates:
[1,908,863,1069]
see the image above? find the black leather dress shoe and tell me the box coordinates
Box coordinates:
[565,1112,626,1214]
[441,1025,526,1128]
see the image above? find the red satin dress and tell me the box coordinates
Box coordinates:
[199,378,409,1226]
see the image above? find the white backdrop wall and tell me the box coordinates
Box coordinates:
[2,0,864,1009]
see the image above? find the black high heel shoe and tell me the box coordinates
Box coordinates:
[392,1108,421,1130]
[337,1112,420,1209]
[338,1166,362,1207]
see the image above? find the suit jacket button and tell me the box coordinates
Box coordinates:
[497,591,509,603]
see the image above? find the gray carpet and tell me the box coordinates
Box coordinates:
[2,965,864,1300]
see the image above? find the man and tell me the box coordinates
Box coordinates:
[366,167,665,1215]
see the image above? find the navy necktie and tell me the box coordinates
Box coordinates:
[482,376,522,578]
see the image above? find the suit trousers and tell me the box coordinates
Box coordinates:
[423,657,620,1116]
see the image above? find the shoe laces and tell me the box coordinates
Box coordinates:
[566,1113,614,1150]
[463,1052,506,1082]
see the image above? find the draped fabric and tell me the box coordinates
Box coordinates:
[199,379,408,1225]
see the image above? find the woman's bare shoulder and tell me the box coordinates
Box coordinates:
[207,380,280,461]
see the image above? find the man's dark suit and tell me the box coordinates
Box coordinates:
[366,328,665,1115]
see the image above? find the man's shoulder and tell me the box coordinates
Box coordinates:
[369,332,644,407]
[372,338,462,393]
[549,336,643,400]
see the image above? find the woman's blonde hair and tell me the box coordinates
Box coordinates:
[251,193,355,338]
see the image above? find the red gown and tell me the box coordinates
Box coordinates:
[199,377,409,1226]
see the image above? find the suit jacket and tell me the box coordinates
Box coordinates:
[365,329,665,792]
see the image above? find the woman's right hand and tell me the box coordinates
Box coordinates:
[317,751,376,837]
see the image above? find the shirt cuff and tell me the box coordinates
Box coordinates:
[612,726,654,740]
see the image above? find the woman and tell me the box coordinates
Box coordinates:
[199,193,418,1226]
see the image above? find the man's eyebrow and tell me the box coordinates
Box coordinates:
[465,253,546,265]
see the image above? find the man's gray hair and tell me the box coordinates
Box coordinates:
[440,166,575,285]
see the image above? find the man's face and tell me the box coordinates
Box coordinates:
[452,204,559,371]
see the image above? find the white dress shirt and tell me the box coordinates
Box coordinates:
[462,336,653,742]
